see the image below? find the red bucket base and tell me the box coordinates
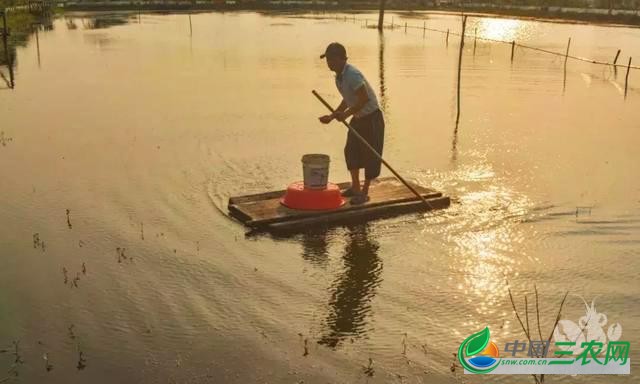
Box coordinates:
[280,181,346,210]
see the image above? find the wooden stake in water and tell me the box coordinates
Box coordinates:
[613,49,621,65]
[446,28,449,46]
[624,57,632,99]
[423,21,425,38]
[455,16,467,128]
[404,22,407,33]
[511,40,515,62]
[189,14,192,36]
[563,37,571,68]
[377,0,386,31]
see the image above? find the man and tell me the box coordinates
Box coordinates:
[318,42,385,205]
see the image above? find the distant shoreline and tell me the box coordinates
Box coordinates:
[56,2,640,28]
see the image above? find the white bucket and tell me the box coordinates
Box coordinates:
[302,154,330,190]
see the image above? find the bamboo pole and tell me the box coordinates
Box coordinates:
[446,28,449,46]
[404,21,407,33]
[564,37,571,68]
[455,16,467,128]
[35,25,40,67]
[377,0,385,31]
[613,49,621,65]
[625,57,632,99]
[312,90,434,210]
[189,14,192,36]
[511,40,515,62]
[423,21,425,38]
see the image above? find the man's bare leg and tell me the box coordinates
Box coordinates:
[362,178,372,196]
[350,169,361,193]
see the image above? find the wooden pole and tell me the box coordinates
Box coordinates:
[377,0,385,31]
[446,28,449,46]
[511,40,515,62]
[624,57,632,99]
[455,16,467,128]
[189,13,192,36]
[35,25,40,68]
[312,90,434,210]
[563,37,571,68]
[613,49,621,65]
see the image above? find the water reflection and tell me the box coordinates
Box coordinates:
[300,229,330,267]
[316,224,383,348]
[0,42,15,89]
[378,30,387,113]
[476,18,527,42]
[82,14,133,30]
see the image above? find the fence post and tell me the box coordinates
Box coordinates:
[456,16,467,127]
[511,40,515,62]
[564,37,571,68]
[613,49,621,65]
[624,57,632,99]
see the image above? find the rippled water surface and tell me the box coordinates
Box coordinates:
[1,10,639,383]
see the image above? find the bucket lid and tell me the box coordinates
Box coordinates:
[301,154,330,163]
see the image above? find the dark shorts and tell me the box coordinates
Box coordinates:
[344,109,385,180]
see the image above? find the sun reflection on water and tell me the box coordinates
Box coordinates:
[477,18,529,42]
[435,162,536,317]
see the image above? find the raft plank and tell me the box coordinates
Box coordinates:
[267,196,450,233]
[227,177,449,231]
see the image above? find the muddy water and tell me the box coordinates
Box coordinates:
[0,10,639,383]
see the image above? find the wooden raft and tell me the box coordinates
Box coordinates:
[228,177,450,233]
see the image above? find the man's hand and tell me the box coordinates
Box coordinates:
[319,115,334,124]
[334,110,350,122]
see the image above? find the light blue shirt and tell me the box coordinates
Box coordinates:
[335,63,380,118]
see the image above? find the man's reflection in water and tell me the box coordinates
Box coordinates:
[318,224,382,348]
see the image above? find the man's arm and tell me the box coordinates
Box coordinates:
[338,85,369,120]
[330,99,349,118]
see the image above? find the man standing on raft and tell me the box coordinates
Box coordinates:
[318,42,385,205]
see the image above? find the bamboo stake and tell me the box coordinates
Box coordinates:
[455,16,466,128]
[312,90,435,210]
[446,28,449,46]
[564,37,571,68]
[404,21,407,33]
[613,49,621,65]
[625,57,632,99]
[511,40,515,62]
[423,21,425,38]
[189,14,192,36]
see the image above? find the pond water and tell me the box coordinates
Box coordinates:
[1,10,639,383]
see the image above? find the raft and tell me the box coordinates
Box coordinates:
[227,177,450,233]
